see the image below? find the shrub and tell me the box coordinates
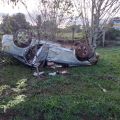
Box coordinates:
[105,28,120,41]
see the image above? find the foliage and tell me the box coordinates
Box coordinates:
[0,13,30,34]
[63,25,82,33]
[35,0,73,40]
[105,28,120,41]
[0,15,13,34]
[73,0,120,48]
[2,0,21,5]
[0,52,20,65]
[0,47,120,119]
[36,17,58,39]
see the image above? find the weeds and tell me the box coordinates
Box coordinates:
[0,47,120,119]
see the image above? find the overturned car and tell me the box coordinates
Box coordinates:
[2,30,99,67]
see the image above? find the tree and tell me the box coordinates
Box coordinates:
[2,0,21,5]
[1,13,30,34]
[34,0,73,40]
[36,15,42,28]
[0,15,13,34]
[73,0,120,48]
[11,13,30,32]
[36,15,42,39]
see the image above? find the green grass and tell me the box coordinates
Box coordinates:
[0,47,120,120]
[57,32,84,40]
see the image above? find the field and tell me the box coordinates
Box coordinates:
[0,47,120,120]
[57,32,84,40]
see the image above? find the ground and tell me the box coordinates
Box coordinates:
[0,47,120,120]
[57,32,84,40]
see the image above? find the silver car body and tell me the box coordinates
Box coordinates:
[2,34,97,67]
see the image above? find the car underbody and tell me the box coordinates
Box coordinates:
[2,31,99,67]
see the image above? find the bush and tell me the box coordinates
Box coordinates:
[105,28,120,41]
[0,52,20,66]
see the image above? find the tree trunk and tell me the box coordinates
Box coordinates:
[72,27,75,41]
[102,29,105,47]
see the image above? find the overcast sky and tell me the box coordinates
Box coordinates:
[0,0,78,26]
[0,0,120,26]
[0,0,40,24]
[0,0,38,15]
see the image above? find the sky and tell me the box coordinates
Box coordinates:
[0,0,38,15]
[0,0,40,24]
[0,0,79,26]
[0,0,120,26]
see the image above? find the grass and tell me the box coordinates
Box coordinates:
[0,47,120,119]
[57,32,84,40]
